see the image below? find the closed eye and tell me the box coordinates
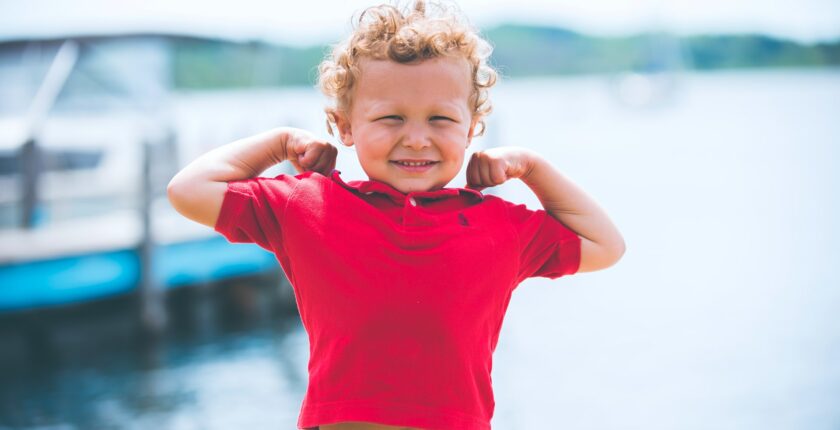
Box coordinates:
[430,116,456,122]
[377,115,403,121]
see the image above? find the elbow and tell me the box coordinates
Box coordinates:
[589,245,624,272]
[614,236,627,260]
[605,237,626,268]
[166,175,189,216]
[577,235,626,273]
[605,236,627,267]
[165,172,224,228]
[166,176,180,206]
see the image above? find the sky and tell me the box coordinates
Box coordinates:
[0,0,839,45]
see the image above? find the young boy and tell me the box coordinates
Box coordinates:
[167,1,625,429]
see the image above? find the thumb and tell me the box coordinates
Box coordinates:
[286,141,308,171]
[299,143,326,169]
[297,146,314,169]
[286,138,306,163]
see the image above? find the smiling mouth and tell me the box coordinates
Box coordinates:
[390,160,439,167]
[390,160,439,173]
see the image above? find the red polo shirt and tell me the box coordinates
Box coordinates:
[214,169,581,430]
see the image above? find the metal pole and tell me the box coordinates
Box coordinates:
[18,40,80,230]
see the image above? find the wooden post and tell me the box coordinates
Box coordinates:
[138,139,167,335]
[19,138,40,229]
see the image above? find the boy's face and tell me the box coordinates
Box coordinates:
[334,56,478,194]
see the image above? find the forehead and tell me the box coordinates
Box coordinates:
[352,56,472,108]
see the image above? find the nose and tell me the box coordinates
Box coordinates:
[400,122,431,150]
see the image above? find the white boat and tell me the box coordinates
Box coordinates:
[0,34,299,313]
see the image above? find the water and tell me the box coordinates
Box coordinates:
[2,69,839,429]
[487,69,840,429]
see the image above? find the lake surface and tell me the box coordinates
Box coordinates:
[2,69,839,429]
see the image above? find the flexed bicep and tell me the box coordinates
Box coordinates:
[167,175,228,229]
[577,236,625,273]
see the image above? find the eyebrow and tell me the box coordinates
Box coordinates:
[363,101,466,114]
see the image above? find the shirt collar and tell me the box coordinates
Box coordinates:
[329,169,484,203]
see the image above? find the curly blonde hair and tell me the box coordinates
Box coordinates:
[318,0,498,137]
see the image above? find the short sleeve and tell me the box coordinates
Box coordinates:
[504,201,582,283]
[214,173,301,252]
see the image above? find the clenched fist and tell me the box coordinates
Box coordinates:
[465,147,536,190]
[285,128,338,175]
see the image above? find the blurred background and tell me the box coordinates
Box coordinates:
[0,0,838,429]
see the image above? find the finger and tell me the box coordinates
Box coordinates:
[308,147,325,173]
[320,144,340,174]
[490,160,507,185]
[464,152,476,186]
[300,145,322,170]
[310,151,326,174]
[477,154,491,187]
[312,147,334,175]
[466,152,482,188]
[326,146,338,172]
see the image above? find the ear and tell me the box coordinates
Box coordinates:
[333,111,354,147]
[466,117,480,149]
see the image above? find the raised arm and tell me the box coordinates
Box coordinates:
[166,127,337,228]
[466,147,625,273]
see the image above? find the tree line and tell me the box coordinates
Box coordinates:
[171,24,840,88]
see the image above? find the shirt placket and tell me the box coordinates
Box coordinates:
[402,194,419,226]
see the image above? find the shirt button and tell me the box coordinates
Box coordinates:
[408,197,417,206]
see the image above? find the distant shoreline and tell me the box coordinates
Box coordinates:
[1,26,837,90]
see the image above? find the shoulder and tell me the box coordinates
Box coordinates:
[228,170,327,194]
[482,194,577,239]
[479,194,537,221]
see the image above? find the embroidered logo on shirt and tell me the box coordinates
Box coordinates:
[458,213,469,226]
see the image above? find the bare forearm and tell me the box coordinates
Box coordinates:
[174,127,290,184]
[522,153,624,252]
[166,128,291,227]
[167,127,337,228]
[466,146,625,271]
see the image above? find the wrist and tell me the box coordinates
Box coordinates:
[517,149,542,182]
[270,127,295,164]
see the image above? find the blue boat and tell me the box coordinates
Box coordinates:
[0,236,278,312]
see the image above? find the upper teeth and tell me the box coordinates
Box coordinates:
[398,161,433,166]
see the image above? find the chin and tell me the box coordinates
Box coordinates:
[395,181,434,194]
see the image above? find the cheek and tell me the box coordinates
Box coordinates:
[357,127,393,150]
[355,141,392,169]
[356,127,391,154]
[356,146,380,166]
[439,129,470,154]
[440,123,471,139]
